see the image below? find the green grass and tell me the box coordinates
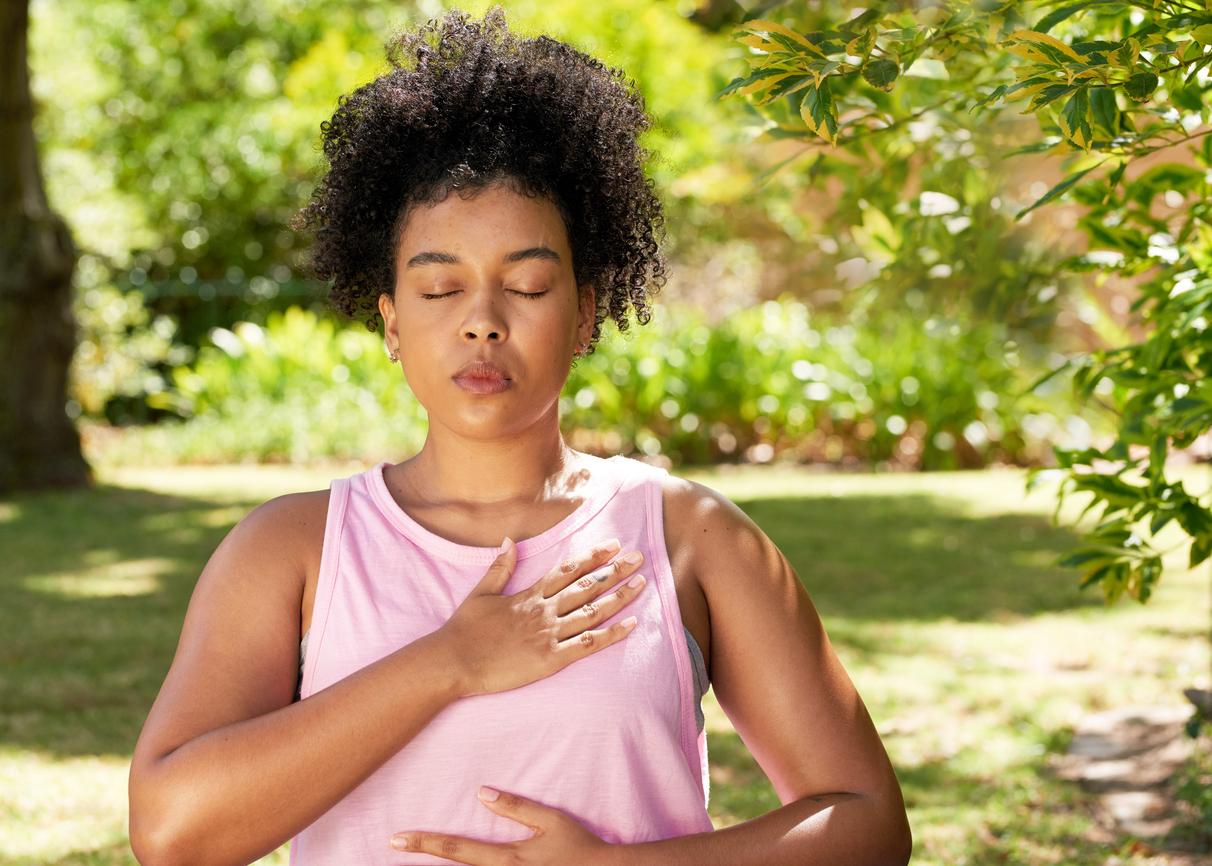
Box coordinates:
[2,461,1208,865]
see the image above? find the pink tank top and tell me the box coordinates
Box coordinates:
[290,453,713,865]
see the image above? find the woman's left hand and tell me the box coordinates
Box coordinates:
[390,786,616,865]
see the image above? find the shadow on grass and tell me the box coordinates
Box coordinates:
[2,481,262,759]
[3,476,1097,761]
[736,493,1103,622]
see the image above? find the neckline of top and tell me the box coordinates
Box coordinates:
[364,453,628,565]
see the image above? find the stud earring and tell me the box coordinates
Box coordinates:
[387,345,399,362]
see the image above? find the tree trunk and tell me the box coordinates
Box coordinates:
[0,0,91,492]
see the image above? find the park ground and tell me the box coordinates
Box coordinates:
[1,461,1209,865]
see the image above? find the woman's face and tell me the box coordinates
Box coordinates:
[378,181,595,442]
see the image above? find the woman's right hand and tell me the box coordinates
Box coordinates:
[437,537,648,697]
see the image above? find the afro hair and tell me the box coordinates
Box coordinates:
[291,6,668,354]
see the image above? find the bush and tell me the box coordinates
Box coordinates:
[95,302,1095,468]
[563,298,1092,469]
[99,307,426,465]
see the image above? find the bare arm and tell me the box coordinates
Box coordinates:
[629,477,912,866]
[128,494,648,866]
[127,494,468,866]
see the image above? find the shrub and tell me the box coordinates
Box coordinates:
[95,302,1094,469]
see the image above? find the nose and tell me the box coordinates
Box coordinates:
[459,292,509,344]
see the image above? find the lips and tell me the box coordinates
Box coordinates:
[452,359,512,395]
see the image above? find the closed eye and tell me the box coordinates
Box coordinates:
[419,290,549,300]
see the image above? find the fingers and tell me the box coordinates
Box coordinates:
[390,789,562,860]
[552,549,645,615]
[535,537,623,598]
[475,785,555,831]
[475,536,517,594]
[390,829,506,863]
[555,572,646,640]
[554,612,639,659]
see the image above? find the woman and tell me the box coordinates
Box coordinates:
[127,8,911,865]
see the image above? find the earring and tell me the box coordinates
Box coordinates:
[387,345,399,362]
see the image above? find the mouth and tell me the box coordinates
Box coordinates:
[452,360,512,395]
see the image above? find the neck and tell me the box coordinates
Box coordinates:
[399,414,577,508]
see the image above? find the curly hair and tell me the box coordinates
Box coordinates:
[291,6,668,353]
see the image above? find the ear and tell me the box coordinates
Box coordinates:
[576,282,597,351]
[378,292,398,349]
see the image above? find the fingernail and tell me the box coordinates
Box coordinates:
[598,538,621,555]
[390,834,412,850]
[499,537,513,554]
[627,574,645,589]
[621,550,643,566]
[478,785,499,801]
[621,616,638,629]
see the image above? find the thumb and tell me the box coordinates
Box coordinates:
[476,536,516,595]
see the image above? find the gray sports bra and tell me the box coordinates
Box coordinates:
[297,625,710,733]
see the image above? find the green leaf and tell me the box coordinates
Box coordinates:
[1177,502,1212,538]
[1006,138,1066,156]
[1034,2,1103,35]
[1081,477,1144,511]
[1089,87,1118,135]
[1007,28,1086,63]
[1171,83,1203,112]
[972,83,1009,112]
[1058,546,1120,568]
[862,59,899,91]
[799,79,838,145]
[1101,562,1129,603]
[1124,71,1158,101]
[1078,561,1114,590]
[1149,509,1175,534]
[1059,88,1094,150]
[1016,160,1106,220]
[719,67,800,99]
[1191,535,1212,569]
[1134,557,1160,602]
[1028,83,1081,112]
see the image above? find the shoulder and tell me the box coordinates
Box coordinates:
[234,488,330,546]
[657,472,773,591]
[659,472,764,548]
[218,488,331,585]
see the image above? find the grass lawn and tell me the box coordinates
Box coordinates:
[1,460,1209,865]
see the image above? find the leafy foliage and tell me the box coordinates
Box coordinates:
[98,302,1085,469]
[724,1,1212,604]
[31,0,755,348]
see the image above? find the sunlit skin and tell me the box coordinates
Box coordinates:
[377,181,600,518]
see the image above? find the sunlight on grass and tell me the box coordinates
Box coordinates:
[688,462,1210,865]
[0,750,128,864]
[2,461,1208,865]
[22,558,171,600]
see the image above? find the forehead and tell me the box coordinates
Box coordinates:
[395,183,572,262]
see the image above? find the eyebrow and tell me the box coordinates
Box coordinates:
[404,246,562,269]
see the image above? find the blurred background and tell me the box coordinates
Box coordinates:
[3,0,1210,863]
[35,0,1123,470]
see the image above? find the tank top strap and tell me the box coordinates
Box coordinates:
[298,474,351,700]
[600,458,710,805]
